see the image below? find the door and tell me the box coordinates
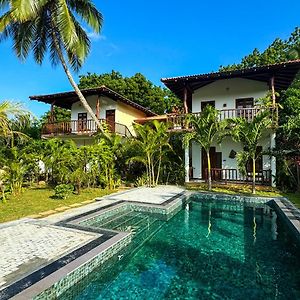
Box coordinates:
[78,113,87,132]
[106,110,115,132]
[201,101,215,111]
[202,147,222,180]
[236,98,254,119]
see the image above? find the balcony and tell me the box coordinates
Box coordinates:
[166,107,278,132]
[41,119,133,138]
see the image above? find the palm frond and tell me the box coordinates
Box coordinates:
[67,0,103,33]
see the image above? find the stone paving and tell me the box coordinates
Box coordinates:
[0,220,97,289]
[101,185,185,204]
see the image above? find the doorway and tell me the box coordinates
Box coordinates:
[202,147,222,180]
[106,110,116,132]
[236,98,254,118]
[78,113,87,131]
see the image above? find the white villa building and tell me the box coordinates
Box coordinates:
[160,60,300,187]
[30,60,300,187]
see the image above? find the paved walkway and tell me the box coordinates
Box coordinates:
[0,220,97,289]
[0,185,184,291]
[101,185,185,204]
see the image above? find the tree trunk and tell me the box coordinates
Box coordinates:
[207,151,212,191]
[252,158,256,194]
[297,164,300,192]
[51,32,106,136]
[156,151,162,186]
[147,154,152,187]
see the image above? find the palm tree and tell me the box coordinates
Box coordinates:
[130,120,171,187]
[183,106,226,191]
[0,0,105,133]
[0,101,29,145]
[227,110,272,194]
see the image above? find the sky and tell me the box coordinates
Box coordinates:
[0,0,299,117]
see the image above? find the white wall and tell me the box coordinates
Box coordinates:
[71,95,117,120]
[191,135,272,179]
[116,102,146,136]
[70,94,147,136]
[192,78,269,113]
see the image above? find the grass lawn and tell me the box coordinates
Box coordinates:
[186,182,300,208]
[0,186,115,224]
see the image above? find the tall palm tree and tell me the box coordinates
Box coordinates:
[0,0,105,133]
[183,106,226,191]
[227,110,272,194]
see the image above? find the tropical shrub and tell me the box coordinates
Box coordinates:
[54,184,74,200]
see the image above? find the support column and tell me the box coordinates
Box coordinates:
[96,96,100,119]
[50,101,55,122]
[270,76,276,107]
[183,86,188,114]
[185,145,190,183]
[270,132,276,187]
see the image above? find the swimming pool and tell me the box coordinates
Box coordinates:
[61,198,300,299]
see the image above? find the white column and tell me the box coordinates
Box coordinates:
[185,146,190,183]
[270,132,276,187]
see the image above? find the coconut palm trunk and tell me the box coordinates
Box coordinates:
[51,32,104,133]
[252,157,256,194]
[207,150,212,191]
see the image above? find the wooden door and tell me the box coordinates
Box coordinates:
[201,101,215,111]
[202,147,222,180]
[78,113,87,132]
[106,110,115,132]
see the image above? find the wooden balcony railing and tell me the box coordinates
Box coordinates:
[42,119,133,137]
[167,107,278,132]
[204,168,272,185]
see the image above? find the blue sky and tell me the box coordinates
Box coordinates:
[0,0,299,117]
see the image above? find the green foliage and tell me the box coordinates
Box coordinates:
[40,107,71,125]
[79,71,181,114]
[130,120,172,187]
[0,101,31,146]
[135,174,148,187]
[54,184,74,200]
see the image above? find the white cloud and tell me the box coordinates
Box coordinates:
[83,27,106,41]
[87,32,107,41]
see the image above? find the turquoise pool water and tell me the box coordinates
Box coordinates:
[62,199,300,299]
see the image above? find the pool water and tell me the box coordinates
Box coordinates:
[62,200,300,300]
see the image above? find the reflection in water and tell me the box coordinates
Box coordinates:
[184,203,189,229]
[271,210,278,241]
[253,207,257,244]
[256,261,262,284]
[206,205,212,238]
